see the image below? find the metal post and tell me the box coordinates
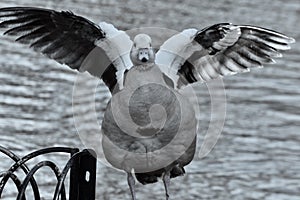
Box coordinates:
[69,149,97,200]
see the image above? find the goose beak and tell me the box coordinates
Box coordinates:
[138,49,149,63]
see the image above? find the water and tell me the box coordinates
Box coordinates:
[0,0,299,199]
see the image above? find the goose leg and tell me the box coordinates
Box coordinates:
[163,171,171,200]
[127,172,137,200]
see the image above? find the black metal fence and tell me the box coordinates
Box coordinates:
[0,146,97,200]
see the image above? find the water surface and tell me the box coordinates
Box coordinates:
[0,0,299,199]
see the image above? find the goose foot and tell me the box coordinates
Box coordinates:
[163,171,171,200]
[127,172,136,200]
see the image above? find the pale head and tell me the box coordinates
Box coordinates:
[130,34,155,66]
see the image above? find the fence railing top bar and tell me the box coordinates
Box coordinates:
[0,146,22,162]
[1,146,79,173]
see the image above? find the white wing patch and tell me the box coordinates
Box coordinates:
[97,22,133,90]
[155,28,199,88]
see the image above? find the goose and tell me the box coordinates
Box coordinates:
[0,7,295,200]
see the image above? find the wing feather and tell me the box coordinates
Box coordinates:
[0,7,133,92]
[156,23,295,88]
[0,7,104,69]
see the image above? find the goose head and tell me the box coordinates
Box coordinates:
[130,34,155,66]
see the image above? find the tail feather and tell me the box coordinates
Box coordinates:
[170,166,185,178]
[135,173,159,185]
[135,166,185,185]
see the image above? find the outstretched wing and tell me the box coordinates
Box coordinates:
[0,7,133,92]
[156,23,295,88]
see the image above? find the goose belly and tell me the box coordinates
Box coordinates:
[102,72,197,173]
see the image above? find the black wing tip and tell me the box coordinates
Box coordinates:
[101,64,118,92]
[200,22,232,31]
[0,7,65,19]
[198,23,296,45]
[239,25,296,43]
[0,6,105,76]
[0,6,51,12]
[0,7,83,17]
[194,23,237,52]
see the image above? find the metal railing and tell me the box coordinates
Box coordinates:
[0,146,97,200]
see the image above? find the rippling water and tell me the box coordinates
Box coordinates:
[0,0,299,199]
